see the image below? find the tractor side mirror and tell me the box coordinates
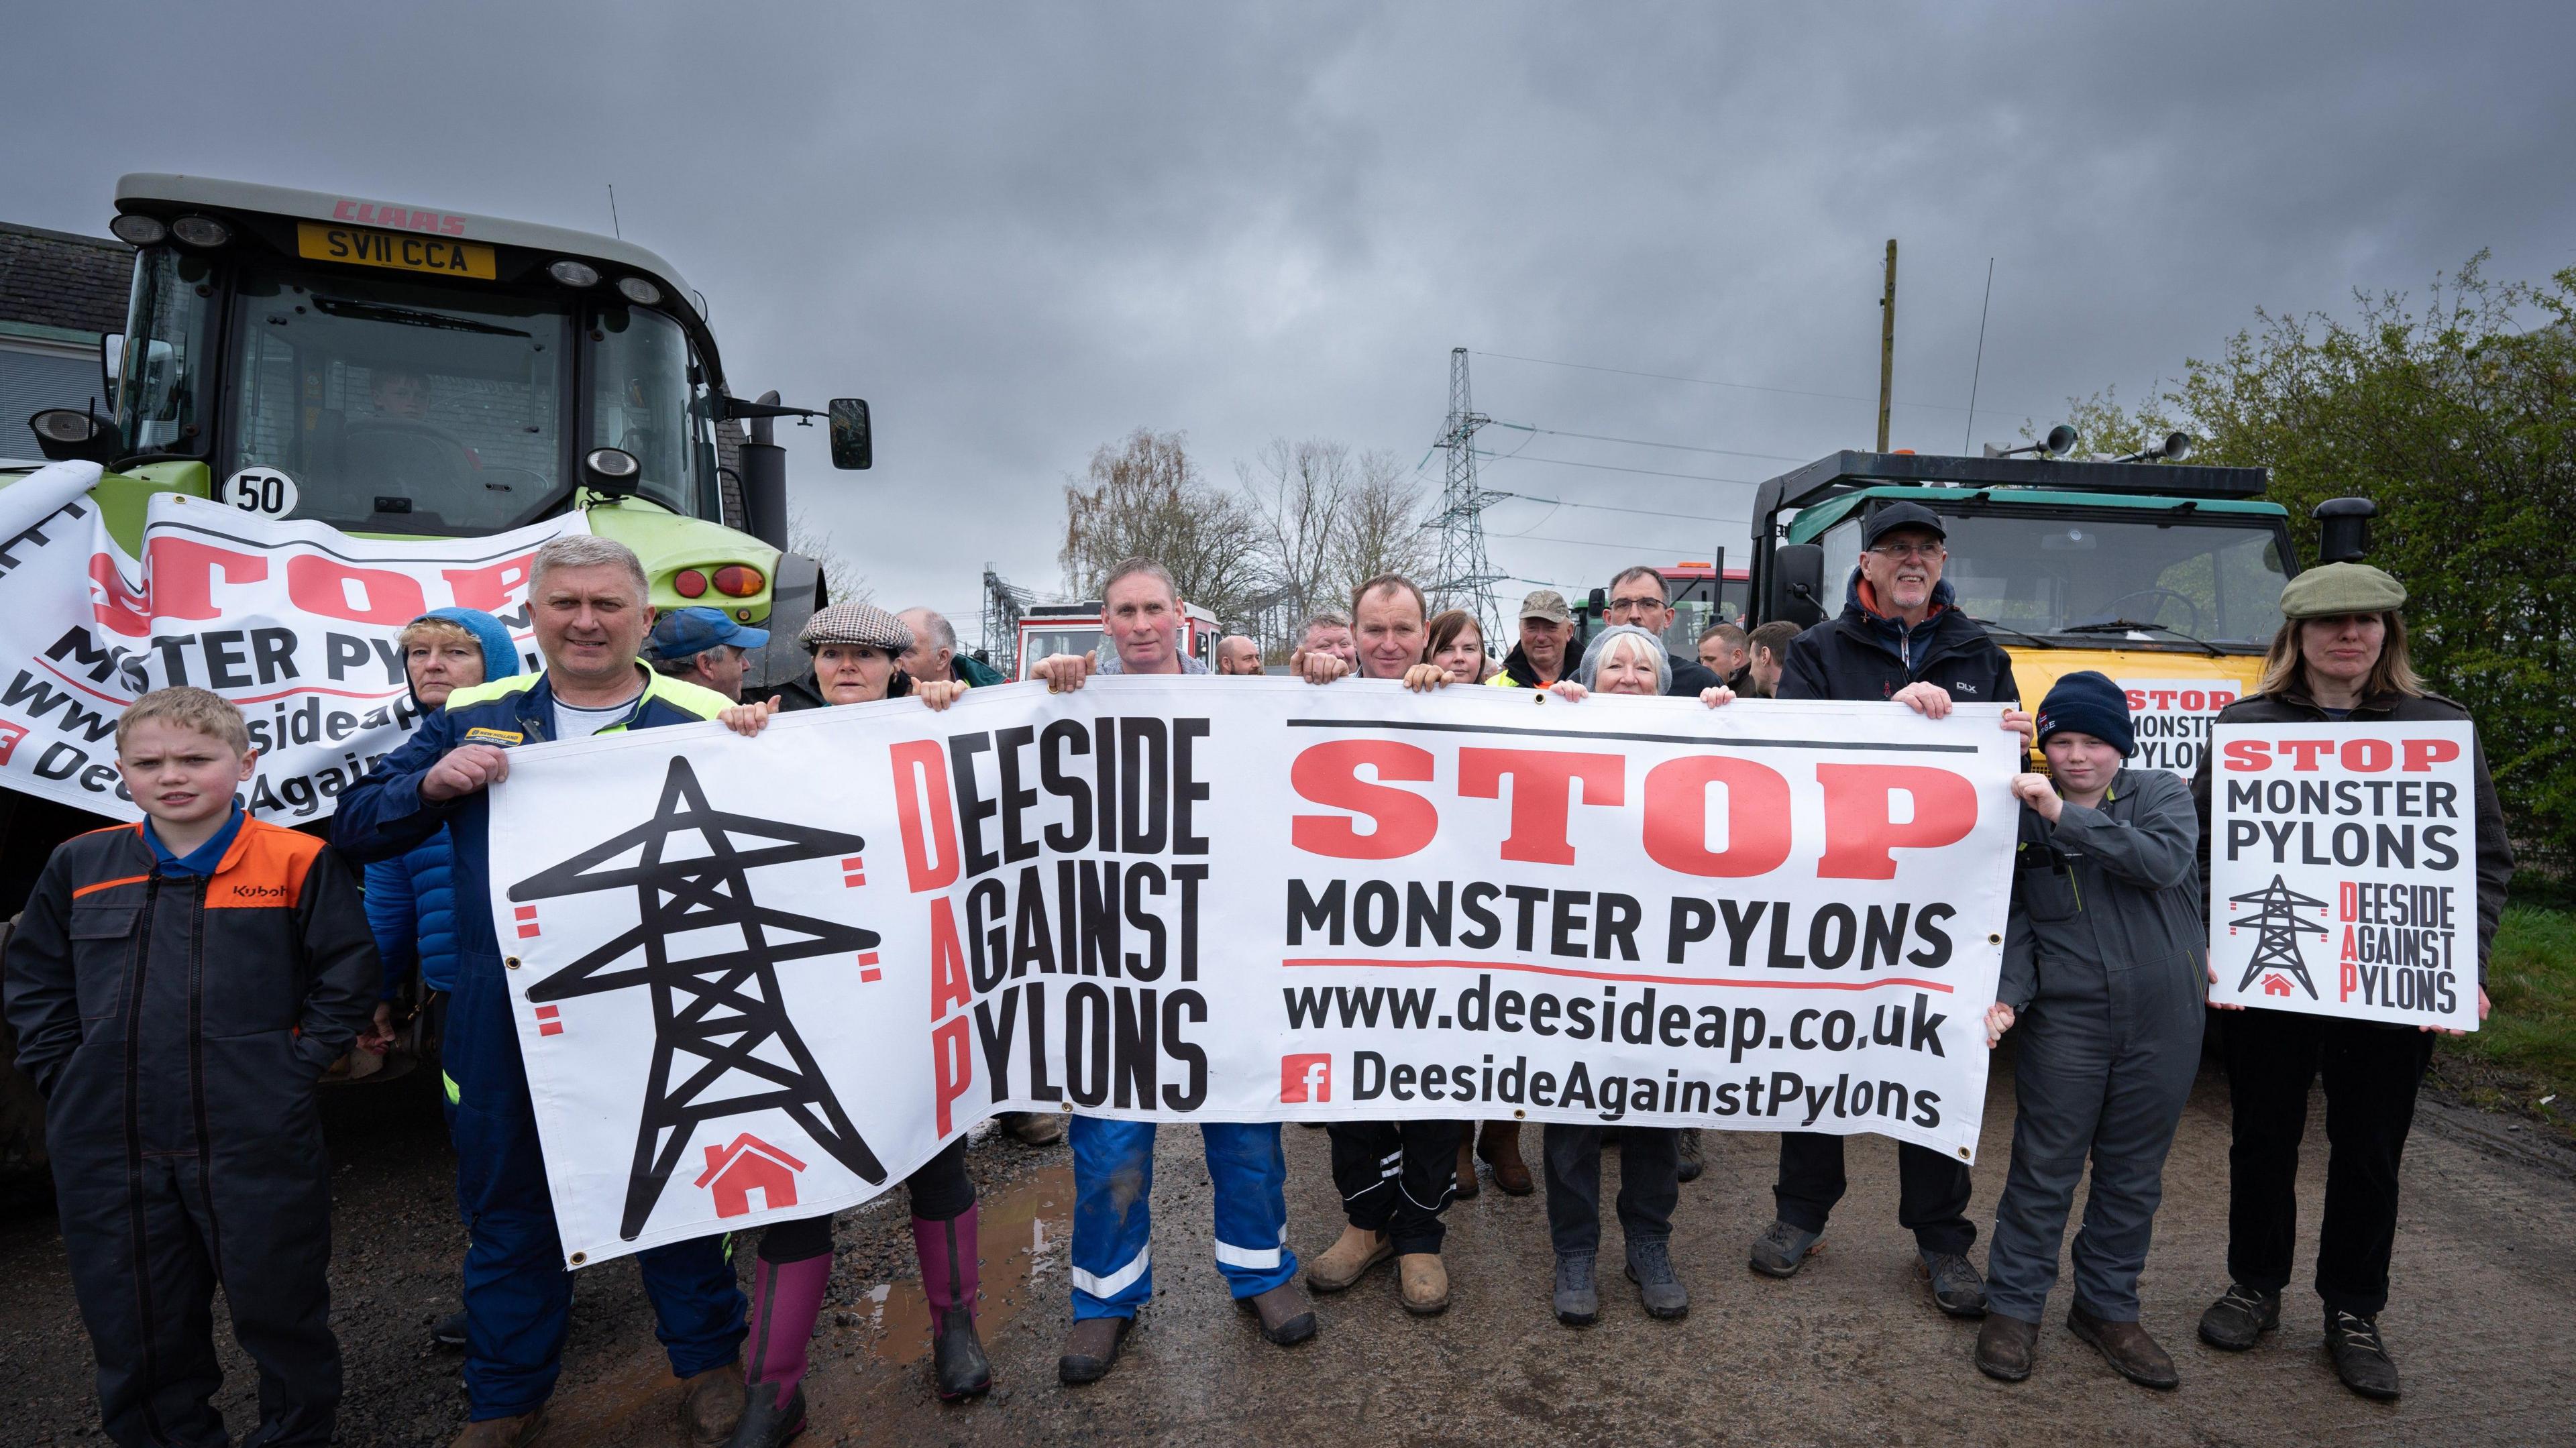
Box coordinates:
[1770,544,1827,628]
[29,408,120,465]
[828,398,871,471]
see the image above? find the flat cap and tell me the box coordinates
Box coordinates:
[799,602,914,654]
[2278,562,2406,620]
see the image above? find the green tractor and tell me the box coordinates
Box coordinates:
[0,174,869,1160]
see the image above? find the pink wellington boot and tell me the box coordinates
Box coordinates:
[913,1206,991,1402]
[727,1250,830,1447]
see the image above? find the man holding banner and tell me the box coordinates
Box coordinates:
[1755,501,2023,1318]
[1029,557,1318,1384]
[335,537,752,1448]
[2190,563,2512,1402]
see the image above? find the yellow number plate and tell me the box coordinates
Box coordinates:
[296,223,496,280]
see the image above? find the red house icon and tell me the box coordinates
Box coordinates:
[2261,974,2294,998]
[693,1133,808,1217]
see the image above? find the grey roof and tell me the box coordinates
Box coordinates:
[0,222,132,337]
[116,174,699,317]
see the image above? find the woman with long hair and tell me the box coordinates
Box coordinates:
[2187,564,2512,1402]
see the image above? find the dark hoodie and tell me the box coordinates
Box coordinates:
[362,608,523,996]
[1776,569,2019,706]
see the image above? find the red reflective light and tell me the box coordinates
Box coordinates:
[674,569,708,598]
[712,565,765,598]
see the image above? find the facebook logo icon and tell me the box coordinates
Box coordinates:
[1280,1053,1332,1103]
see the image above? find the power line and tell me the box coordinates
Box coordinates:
[1476,449,1762,487]
[1476,349,2047,419]
[1495,531,1747,555]
[1487,490,1746,527]
[1487,420,1809,463]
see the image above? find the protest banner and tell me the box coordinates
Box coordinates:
[2206,720,2480,1029]
[0,461,576,822]
[2116,676,2242,777]
[484,677,2021,1265]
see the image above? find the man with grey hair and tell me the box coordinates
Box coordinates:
[898,606,1007,688]
[335,534,755,1447]
[1291,611,1355,673]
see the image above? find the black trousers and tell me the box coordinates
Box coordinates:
[1327,1119,1462,1255]
[2222,1009,2433,1316]
[758,1136,973,1262]
[1772,1131,1975,1254]
[1542,1125,1679,1258]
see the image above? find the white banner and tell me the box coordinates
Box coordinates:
[2117,676,2243,777]
[486,679,2021,1266]
[0,472,579,822]
[2206,720,2479,1029]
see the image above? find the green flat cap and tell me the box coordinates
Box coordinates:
[2279,562,2406,619]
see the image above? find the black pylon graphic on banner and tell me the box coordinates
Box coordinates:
[2229,873,2330,998]
[510,755,886,1239]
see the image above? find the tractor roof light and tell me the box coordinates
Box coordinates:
[615,276,663,305]
[170,215,231,248]
[548,259,601,288]
[110,213,168,246]
[711,565,765,598]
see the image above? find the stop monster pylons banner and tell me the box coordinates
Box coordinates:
[484,678,2022,1266]
[0,461,576,823]
[2206,720,2481,1029]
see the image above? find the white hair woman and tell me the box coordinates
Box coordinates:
[1546,624,1736,706]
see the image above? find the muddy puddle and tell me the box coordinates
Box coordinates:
[852,1162,1072,1366]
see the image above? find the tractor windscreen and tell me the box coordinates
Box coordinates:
[223,266,572,533]
[1815,510,2290,648]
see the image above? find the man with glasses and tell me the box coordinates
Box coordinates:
[1751,500,2023,1321]
[1601,567,1723,696]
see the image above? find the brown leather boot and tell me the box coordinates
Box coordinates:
[1477,1120,1533,1196]
[1976,1314,2037,1382]
[1454,1136,1481,1199]
[676,1362,747,1445]
[448,1410,548,1448]
[1306,1225,1392,1292]
[2068,1304,2180,1390]
[1057,1315,1132,1384]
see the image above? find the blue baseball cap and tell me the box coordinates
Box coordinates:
[645,607,770,661]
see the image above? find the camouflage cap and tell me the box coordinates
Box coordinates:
[2278,562,2406,620]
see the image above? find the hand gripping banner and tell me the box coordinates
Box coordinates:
[0,461,580,822]
[485,678,2021,1264]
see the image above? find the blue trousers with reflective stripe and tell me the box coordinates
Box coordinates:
[447,951,747,1418]
[1069,1117,1296,1319]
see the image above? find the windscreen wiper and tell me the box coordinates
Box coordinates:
[313,296,529,338]
[2060,619,2226,657]
[1964,616,2061,649]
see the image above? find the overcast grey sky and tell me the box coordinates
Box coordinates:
[9,2,2569,638]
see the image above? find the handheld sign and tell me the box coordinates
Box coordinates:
[2207,721,2479,1029]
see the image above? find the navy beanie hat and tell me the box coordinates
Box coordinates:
[2034,670,2135,757]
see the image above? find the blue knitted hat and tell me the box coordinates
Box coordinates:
[2034,670,2135,757]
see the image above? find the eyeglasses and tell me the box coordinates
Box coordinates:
[1605,595,1667,616]
[1868,542,1945,561]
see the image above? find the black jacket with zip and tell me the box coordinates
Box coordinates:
[2188,685,2513,985]
[1776,571,2021,707]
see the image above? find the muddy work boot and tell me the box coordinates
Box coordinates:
[677,1363,747,1447]
[1917,1249,1988,1319]
[2324,1311,2402,1401]
[1238,1282,1317,1345]
[1307,1225,1393,1293]
[1398,1252,1450,1315]
[2196,1282,2281,1351]
[1748,1220,1823,1278]
[1625,1238,1688,1320]
[2068,1304,2179,1390]
[449,1410,548,1448]
[1453,1136,1482,1199]
[1674,1127,1705,1184]
[1057,1315,1132,1385]
[1000,1110,1066,1147]
[1976,1314,2038,1382]
[1553,1254,1599,1327]
[914,1207,993,1401]
[1477,1120,1534,1196]
[433,1308,469,1351]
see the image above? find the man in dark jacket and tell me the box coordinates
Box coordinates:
[1754,500,2021,1318]
[1601,565,1723,696]
[334,536,749,1448]
[1489,590,1578,688]
[898,606,1007,688]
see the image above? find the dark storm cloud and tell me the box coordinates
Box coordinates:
[7,2,2569,622]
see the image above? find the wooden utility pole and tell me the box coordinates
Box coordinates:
[1876,239,1897,451]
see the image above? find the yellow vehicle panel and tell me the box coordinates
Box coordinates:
[2008,647,2263,777]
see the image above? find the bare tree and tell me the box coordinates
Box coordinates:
[1326,448,1436,606]
[788,507,871,606]
[1239,437,1355,624]
[1059,428,1264,618]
